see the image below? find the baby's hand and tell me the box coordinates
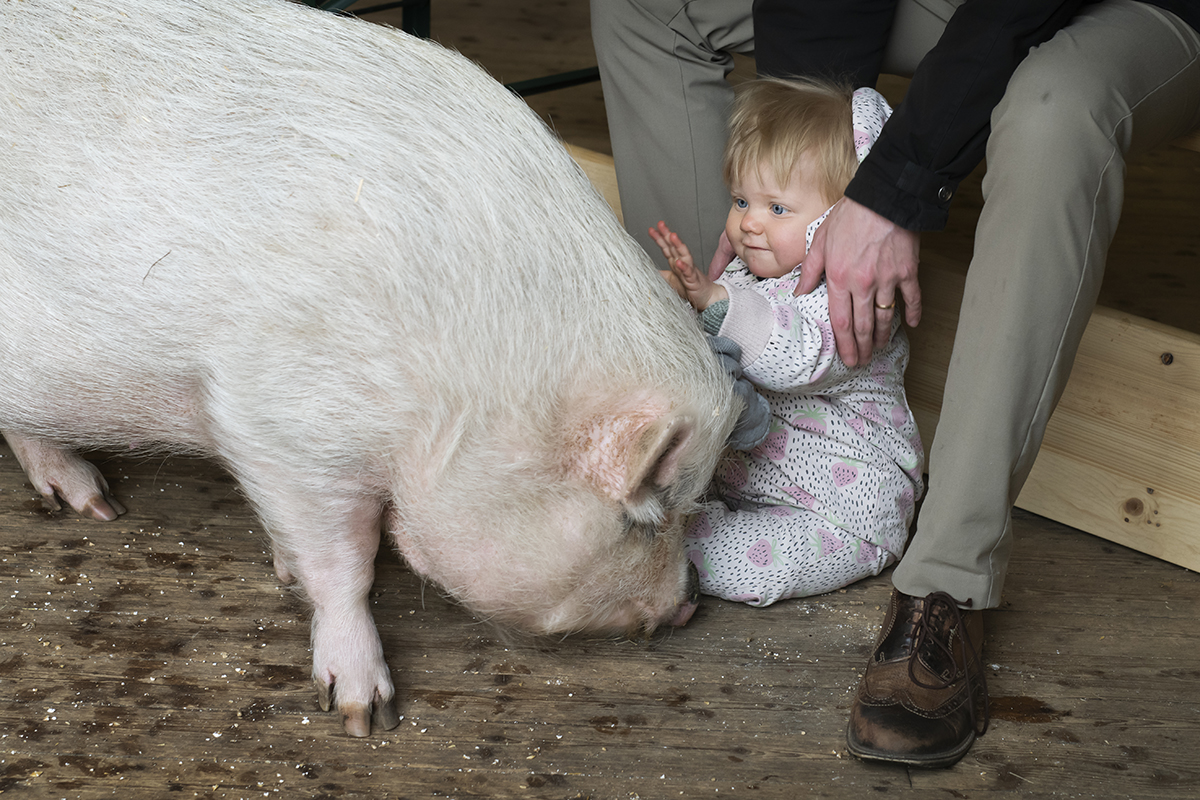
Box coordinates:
[659,268,686,298]
[649,221,728,311]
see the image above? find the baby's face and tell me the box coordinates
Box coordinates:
[724,155,831,279]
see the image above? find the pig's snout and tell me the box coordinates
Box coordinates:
[609,560,703,634]
[669,600,699,628]
[520,556,702,637]
[667,562,702,627]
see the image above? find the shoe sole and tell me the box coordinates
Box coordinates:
[845,729,976,769]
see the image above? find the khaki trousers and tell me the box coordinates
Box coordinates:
[894,1,1200,606]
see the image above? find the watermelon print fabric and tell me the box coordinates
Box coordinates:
[686,262,924,606]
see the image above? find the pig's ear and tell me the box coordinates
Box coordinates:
[622,413,695,518]
[568,411,695,525]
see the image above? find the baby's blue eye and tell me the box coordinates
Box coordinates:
[771,203,787,216]
[734,198,748,209]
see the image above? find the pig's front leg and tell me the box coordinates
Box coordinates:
[257,486,400,737]
[3,430,127,521]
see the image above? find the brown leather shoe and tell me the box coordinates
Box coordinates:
[846,589,989,768]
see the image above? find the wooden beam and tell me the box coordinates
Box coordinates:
[566,143,1200,574]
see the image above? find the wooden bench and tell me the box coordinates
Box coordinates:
[566,136,1200,574]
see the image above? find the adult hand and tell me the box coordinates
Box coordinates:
[797,197,921,366]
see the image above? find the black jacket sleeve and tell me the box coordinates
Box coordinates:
[753,0,1090,231]
[848,0,1088,230]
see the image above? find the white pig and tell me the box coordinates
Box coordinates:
[0,0,737,735]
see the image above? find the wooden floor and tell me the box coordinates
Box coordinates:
[3,1,1200,798]
[3,444,1200,799]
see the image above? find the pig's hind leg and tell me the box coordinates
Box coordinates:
[3,430,127,521]
[245,477,401,737]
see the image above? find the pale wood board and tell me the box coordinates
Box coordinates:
[1175,129,1200,153]
[563,143,623,226]
[905,255,1200,573]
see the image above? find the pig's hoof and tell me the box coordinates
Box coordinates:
[316,676,334,713]
[372,691,401,731]
[39,491,122,521]
[5,432,126,521]
[339,692,400,737]
[341,703,372,738]
[315,679,398,737]
[79,494,127,522]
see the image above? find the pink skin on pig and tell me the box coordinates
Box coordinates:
[387,395,704,637]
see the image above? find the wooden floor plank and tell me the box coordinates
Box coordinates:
[3,443,1200,798]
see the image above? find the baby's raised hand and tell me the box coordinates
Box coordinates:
[649,221,727,311]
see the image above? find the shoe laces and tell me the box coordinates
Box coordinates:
[907,591,990,736]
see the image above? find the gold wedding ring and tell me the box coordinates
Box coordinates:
[874,300,896,310]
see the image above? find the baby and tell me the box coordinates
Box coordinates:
[652,77,924,606]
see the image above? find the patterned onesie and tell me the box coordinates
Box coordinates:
[688,261,924,606]
[685,87,922,606]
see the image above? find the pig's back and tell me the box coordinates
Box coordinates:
[0,0,721,467]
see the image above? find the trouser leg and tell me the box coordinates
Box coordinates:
[894,0,1200,607]
[878,0,959,76]
[590,0,754,269]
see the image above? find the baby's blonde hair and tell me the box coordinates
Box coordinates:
[722,77,857,207]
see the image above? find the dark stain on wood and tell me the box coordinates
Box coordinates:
[989,695,1065,723]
